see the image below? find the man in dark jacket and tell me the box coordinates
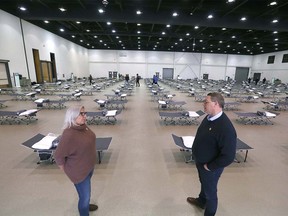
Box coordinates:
[187,92,237,216]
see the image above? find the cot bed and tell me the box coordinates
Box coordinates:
[105,93,128,101]
[105,100,128,109]
[10,92,38,101]
[158,100,186,110]
[22,133,112,164]
[86,109,122,125]
[57,92,82,101]
[34,98,66,109]
[159,110,205,125]
[194,93,206,102]
[234,111,279,125]
[236,95,259,103]
[224,102,241,111]
[262,100,288,111]
[95,99,127,109]
[0,109,38,125]
[94,99,107,109]
[171,134,253,163]
[0,99,9,108]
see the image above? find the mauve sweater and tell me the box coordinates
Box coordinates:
[54,124,96,184]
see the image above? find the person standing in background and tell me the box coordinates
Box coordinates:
[54,105,98,216]
[187,92,237,216]
[136,74,140,87]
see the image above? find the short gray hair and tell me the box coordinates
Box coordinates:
[207,92,225,108]
[63,105,84,129]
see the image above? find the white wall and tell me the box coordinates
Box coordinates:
[251,51,288,82]
[0,10,27,83]
[0,9,89,84]
[88,50,254,80]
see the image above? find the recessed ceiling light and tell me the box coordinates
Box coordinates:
[136,10,142,15]
[172,12,178,17]
[137,23,141,26]
[231,35,236,39]
[194,26,199,29]
[272,19,278,23]
[94,36,98,38]
[240,17,247,21]
[274,38,279,41]
[59,7,66,12]
[137,31,141,34]
[219,41,223,43]
[19,6,27,11]
[207,14,213,19]
[44,20,49,24]
[72,35,75,38]
[99,40,103,43]
[222,28,226,31]
[273,31,278,34]
[86,29,90,32]
[179,38,183,41]
[199,40,203,42]
[80,40,83,42]
[186,33,190,36]
[98,8,104,13]
[112,30,116,33]
[60,28,64,32]
[107,22,111,25]
[166,24,171,28]
[162,32,166,35]
[269,1,277,6]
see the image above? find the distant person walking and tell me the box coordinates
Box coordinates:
[136,74,140,87]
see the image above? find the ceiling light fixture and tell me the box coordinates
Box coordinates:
[172,12,178,17]
[272,19,278,23]
[207,14,213,19]
[59,7,66,12]
[269,1,277,6]
[19,6,26,11]
[102,0,109,7]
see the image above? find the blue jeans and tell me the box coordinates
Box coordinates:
[196,163,224,216]
[74,170,94,216]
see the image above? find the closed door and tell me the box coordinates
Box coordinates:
[41,61,52,82]
[0,62,11,88]
[162,68,174,79]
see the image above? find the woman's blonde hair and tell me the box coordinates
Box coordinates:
[62,105,84,129]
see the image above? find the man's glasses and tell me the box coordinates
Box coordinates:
[79,112,87,116]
